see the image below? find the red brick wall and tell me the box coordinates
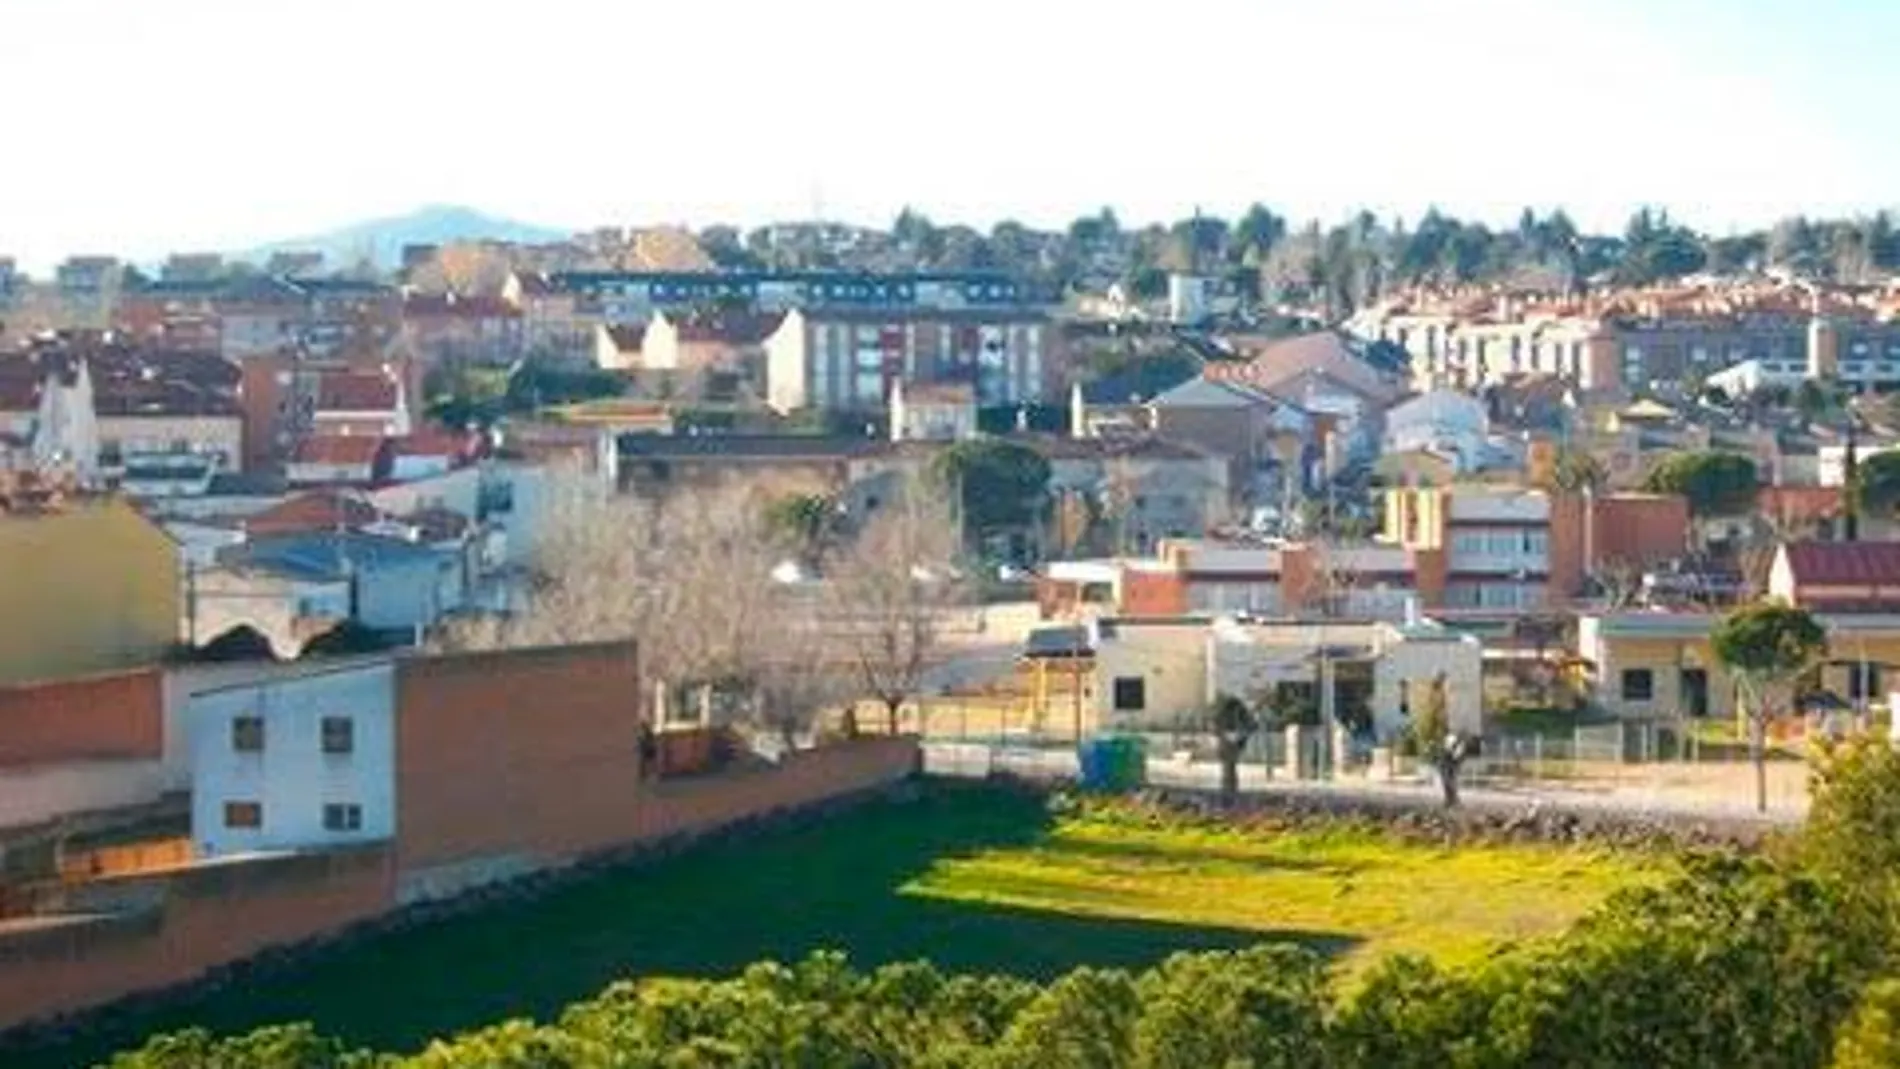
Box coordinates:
[1593,494,1690,571]
[1119,569,1187,615]
[0,847,393,1027]
[393,642,646,874]
[633,737,919,842]
[0,669,162,767]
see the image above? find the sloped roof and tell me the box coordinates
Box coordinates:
[1781,542,1900,587]
[314,371,398,412]
[245,490,380,536]
[1207,330,1399,404]
[1149,377,1287,410]
[291,435,385,467]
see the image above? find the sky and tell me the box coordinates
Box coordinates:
[1,0,1894,271]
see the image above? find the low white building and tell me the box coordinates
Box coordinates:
[188,659,396,857]
[1382,389,1490,472]
[1090,613,1482,741]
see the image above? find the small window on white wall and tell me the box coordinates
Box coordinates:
[322,803,363,832]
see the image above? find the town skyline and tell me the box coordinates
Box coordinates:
[4,0,1897,271]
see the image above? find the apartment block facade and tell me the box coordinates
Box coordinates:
[765,307,1053,412]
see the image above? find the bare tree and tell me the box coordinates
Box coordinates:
[750,598,845,751]
[439,475,780,723]
[825,476,962,737]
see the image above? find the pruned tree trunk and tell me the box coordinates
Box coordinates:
[1435,754,1462,808]
[1750,713,1768,814]
[840,705,860,739]
[1217,737,1245,804]
[884,697,904,738]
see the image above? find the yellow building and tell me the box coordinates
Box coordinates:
[0,492,179,684]
[1579,611,1900,721]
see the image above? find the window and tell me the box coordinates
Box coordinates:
[322,803,363,832]
[1523,530,1549,557]
[1620,669,1655,702]
[1112,676,1146,712]
[223,801,263,829]
[321,716,354,755]
[1848,664,1883,701]
[231,715,265,753]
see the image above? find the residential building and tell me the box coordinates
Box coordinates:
[1383,485,1688,613]
[503,271,594,363]
[1032,435,1232,554]
[1090,614,1483,741]
[594,323,646,372]
[1040,538,1425,622]
[1381,390,1492,473]
[889,380,977,442]
[1203,331,1403,469]
[0,482,180,684]
[639,309,783,378]
[285,435,388,485]
[189,659,396,856]
[387,430,478,482]
[401,293,524,368]
[1143,377,1316,496]
[765,307,1054,413]
[213,529,465,638]
[553,269,1028,324]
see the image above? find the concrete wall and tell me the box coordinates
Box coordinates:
[0,761,174,831]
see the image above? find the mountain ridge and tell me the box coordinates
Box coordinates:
[239,204,568,270]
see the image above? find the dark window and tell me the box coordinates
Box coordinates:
[1848,664,1882,701]
[232,715,265,753]
[1112,676,1146,711]
[223,801,262,829]
[1620,669,1654,702]
[322,803,363,832]
[321,716,354,755]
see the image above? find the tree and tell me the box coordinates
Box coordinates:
[1131,946,1328,1069]
[1712,600,1827,812]
[1549,448,1607,495]
[933,438,1051,550]
[764,492,838,569]
[1206,693,1258,804]
[826,477,962,737]
[1408,672,1468,807]
[1641,451,1758,519]
[1853,451,1900,520]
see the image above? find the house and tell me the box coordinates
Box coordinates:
[764,307,1055,413]
[0,480,181,684]
[311,369,410,439]
[1039,538,1427,622]
[1144,377,1316,496]
[1769,542,1900,611]
[1027,435,1231,554]
[594,323,646,372]
[1204,331,1403,469]
[214,529,464,638]
[504,270,594,363]
[388,430,478,481]
[1090,614,1482,742]
[889,380,977,442]
[401,293,524,368]
[1382,390,1491,473]
[188,658,396,856]
[286,435,389,485]
[640,309,783,378]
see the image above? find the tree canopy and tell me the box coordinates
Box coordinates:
[933,439,1052,544]
[1641,451,1759,517]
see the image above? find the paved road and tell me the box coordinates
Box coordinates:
[923,743,1806,826]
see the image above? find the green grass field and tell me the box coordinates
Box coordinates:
[22,785,1660,1067]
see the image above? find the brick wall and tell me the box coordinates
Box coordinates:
[0,669,162,767]
[393,642,645,881]
[633,737,919,842]
[1119,569,1187,615]
[0,847,393,1027]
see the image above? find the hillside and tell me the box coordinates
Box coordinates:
[240,204,567,271]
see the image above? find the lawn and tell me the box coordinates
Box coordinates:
[19,784,1660,1067]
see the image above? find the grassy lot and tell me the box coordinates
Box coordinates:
[23,785,1660,1067]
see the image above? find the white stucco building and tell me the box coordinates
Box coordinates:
[1382,389,1490,472]
[188,660,396,857]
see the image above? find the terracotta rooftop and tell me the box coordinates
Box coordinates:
[1781,542,1900,588]
[314,371,398,412]
[245,490,380,536]
[390,430,476,459]
[291,435,386,467]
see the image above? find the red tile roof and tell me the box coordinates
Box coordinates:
[391,430,476,459]
[245,490,380,535]
[315,371,398,412]
[403,293,521,319]
[1781,542,1900,587]
[291,435,386,467]
[603,324,645,352]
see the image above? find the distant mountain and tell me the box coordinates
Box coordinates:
[239,205,568,271]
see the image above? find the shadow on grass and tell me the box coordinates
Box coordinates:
[16,782,1357,1067]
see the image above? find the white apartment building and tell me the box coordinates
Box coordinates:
[765,308,1051,412]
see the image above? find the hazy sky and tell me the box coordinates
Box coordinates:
[2,0,1892,270]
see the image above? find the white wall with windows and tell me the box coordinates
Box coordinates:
[188,661,396,857]
[1446,524,1549,575]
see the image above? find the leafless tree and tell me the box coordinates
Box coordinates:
[439,475,780,722]
[749,597,845,751]
[824,475,963,737]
